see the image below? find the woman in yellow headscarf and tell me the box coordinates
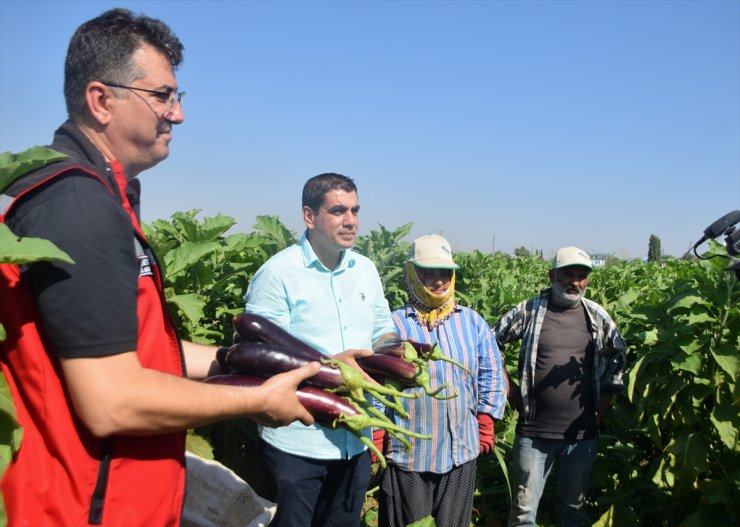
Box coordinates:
[404,258,457,329]
[375,234,507,527]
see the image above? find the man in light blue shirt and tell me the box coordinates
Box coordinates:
[244,173,395,527]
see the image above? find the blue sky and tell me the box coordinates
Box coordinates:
[1,0,739,259]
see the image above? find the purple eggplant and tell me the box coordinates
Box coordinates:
[225,340,344,389]
[372,338,414,357]
[216,346,233,373]
[358,353,457,399]
[203,374,432,467]
[232,313,323,361]
[357,353,419,383]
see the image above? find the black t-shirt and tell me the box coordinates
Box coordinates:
[7,169,140,358]
[518,302,597,440]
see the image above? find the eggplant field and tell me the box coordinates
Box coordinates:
[3,209,736,526]
[140,211,738,527]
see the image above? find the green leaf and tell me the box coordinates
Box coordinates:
[0,373,22,454]
[665,431,710,474]
[185,430,214,460]
[198,213,236,242]
[682,502,736,526]
[675,352,702,375]
[168,293,205,326]
[632,328,658,346]
[652,453,675,488]
[593,505,616,527]
[362,508,378,526]
[0,146,68,190]
[677,339,703,355]
[0,371,23,513]
[710,344,739,382]
[627,353,647,402]
[223,232,253,254]
[405,515,435,527]
[710,405,739,451]
[687,311,715,325]
[164,241,221,277]
[253,215,296,250]
[667,293,710,314]
[696,478,733,505]
[614,289,641,312]
[0,224,74,265]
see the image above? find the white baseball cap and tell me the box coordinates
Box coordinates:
[408,234,459,269]
[552,246,592,269]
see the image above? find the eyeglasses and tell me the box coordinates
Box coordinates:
[102,82,185,115]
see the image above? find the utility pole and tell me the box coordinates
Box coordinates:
[492,235,495,254]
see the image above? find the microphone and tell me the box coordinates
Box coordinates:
[693,210,740,250]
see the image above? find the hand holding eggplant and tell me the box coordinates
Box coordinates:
[331,348,377,384]
[242,362,322,427]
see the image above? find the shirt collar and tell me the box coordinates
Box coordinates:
[299,230,356,272]
[403,303,462,319]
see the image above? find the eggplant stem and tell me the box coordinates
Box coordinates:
[357,432,386,468]
[434,356,471,373]
[368,389,410,418]
[321,358,417,399]
[364,401,408,423]
[336,413,433,442]
[422,344,471,374]
[429,384,459,400]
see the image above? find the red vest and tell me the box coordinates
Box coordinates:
[0,159,186,526]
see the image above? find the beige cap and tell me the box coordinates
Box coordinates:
[409,234,459,269]
[552,246,592,269]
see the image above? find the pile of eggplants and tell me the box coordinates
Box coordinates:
[206,313,438,467]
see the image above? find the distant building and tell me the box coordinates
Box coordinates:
[588,251,612,267]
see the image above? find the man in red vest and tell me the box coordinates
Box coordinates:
[0,8,319,526]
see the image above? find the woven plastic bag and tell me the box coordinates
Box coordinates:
[182,452,276,527]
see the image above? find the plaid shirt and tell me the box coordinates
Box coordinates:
[382,305,507,473]
[493,288,627,423]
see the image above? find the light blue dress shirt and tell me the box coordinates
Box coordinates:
[244,231,394,460]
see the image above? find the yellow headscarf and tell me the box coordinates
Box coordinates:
[404,261,457,329]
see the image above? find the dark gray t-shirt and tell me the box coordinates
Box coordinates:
[518,301,597,440]
[7,171,140,358]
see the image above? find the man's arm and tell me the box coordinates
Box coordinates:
[60,351,320,437]
[181,340,222,379]
[594,307,628,421]
[492,301,526,350]
[493,303,528,411]
[599,312,628,394]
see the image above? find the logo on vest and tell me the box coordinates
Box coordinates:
[138,254,153,277]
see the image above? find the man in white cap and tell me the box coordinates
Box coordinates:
[494,246,627,527]
[376,234,507,527]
